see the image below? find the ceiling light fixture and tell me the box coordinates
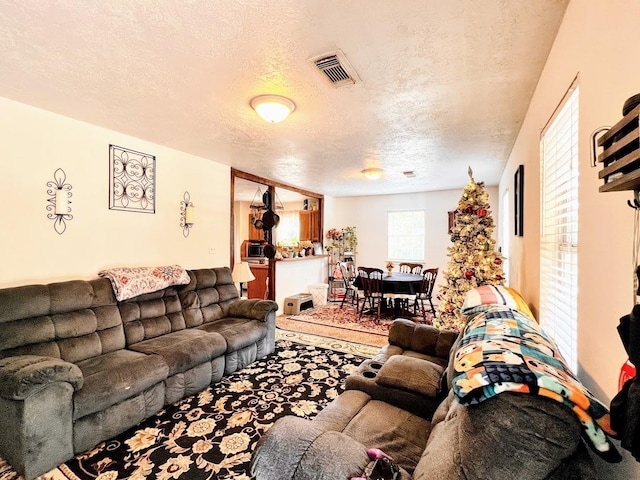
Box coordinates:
[362,168,383,180]
[250,95,296,123]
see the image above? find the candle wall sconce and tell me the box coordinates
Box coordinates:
[46,168,73,234]
[180,191,195,237]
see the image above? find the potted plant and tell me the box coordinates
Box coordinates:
[342,226,358,254]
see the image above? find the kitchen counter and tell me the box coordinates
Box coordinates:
[243,255,329,264]
[244,256,329,311]
[278,254,329,262]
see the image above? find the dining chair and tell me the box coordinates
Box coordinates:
[399,262,424,275]
[339,261,361,309]
[358,267,385,322]
[407,268,438,323]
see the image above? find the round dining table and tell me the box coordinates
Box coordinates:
[353,271,423,293]
[353,271,423,317]
[381,272,423,295]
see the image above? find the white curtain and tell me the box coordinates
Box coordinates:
[276,210,300,245]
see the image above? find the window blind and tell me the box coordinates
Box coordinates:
[539,83,579,371]
[388,210,425,261]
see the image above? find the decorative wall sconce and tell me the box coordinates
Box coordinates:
[180,191,195,237]
[46,168,73,234]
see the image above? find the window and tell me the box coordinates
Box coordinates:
[388,211,425,261]
[539,82,579,371]
[275,210,300,245]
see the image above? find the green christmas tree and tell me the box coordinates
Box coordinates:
[436,168,504,330]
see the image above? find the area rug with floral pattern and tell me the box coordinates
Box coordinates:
[0,340,365,480]
[284,302,432,336]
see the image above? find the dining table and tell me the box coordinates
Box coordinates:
[380,272,424,295]
[353,271,423,316]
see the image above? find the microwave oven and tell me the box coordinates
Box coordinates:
[247,242,265,257]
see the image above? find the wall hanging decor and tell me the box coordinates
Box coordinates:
[447,210,457,235]
[514,164,524,236]
[109,144,156,213]
[46,168,73,234]
[180,191,195,237]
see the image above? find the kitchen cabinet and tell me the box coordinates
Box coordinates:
[248,264,269,299]
[299,210,321,241]
[248,214,264,240]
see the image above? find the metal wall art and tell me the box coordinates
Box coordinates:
[180,191,195,237]
[46,168,73,234]
[109,145,156,213]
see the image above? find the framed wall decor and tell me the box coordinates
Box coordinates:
[447,210,457,234]
[109,145,156,213]
[514,164,524,236]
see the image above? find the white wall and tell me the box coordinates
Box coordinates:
[328,186,500,299]
[0,96,230,287]
[276,257,328,313]
[499,1,640,475]
[500,0,637,402]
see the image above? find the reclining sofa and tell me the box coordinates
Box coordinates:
[0,267,278,479]
[252,285,618,480]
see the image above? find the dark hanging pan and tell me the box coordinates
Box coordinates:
[263,244,276,259]
[261,209,279,229]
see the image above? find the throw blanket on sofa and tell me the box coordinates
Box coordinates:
[98,265,191,301]
[452,306,620,462]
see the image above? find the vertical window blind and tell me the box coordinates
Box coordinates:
[539,83,579,372]
[388,210,425,261]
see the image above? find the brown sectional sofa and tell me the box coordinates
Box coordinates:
[252,317,602,480]
[0,267,277,480]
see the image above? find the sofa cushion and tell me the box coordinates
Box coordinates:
[314,390,431,475]
[179,268,240,328]
[119,289,187,345]
[0,279,125,364]
[197,317,267,352]
[74,349,169,420]
[128,329,226,376]
[376,355,444,398]
[374,344,450,368]
[386,319,458,363]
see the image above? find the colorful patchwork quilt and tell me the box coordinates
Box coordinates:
[452,306,620,461]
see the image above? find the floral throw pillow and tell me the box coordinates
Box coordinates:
[99,265,191,301]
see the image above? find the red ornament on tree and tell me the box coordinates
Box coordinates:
[494,257,503,265]
[465,270,474,278]
[478,208,487,217]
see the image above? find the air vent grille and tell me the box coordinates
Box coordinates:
[315,55,352,84]
[310,50,360,88]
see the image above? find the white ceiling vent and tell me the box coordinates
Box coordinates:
[309,50,361,88]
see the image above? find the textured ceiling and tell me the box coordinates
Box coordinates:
[0,0,568,198]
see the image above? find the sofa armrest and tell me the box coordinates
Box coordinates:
[0,355,83,400]
[227,298,278,321]
[388,319,458,360]
[251,416,370,480]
